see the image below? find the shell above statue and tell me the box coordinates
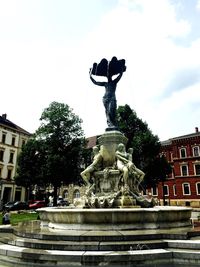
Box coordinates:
[90,57,126,77]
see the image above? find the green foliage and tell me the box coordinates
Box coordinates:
[36,102,83,146]
[117,104,171,186]
[35,102,85,186]
[15,102,86,203]
[0,212,39,225]
[15,139,42,187]
[145,155,172,186]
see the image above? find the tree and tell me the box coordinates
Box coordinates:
[16,101,85,206]
[146,155,172,204]
[116,104,171,188]
[15,138,45,200]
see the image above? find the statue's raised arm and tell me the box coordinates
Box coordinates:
[89,71,106,87]
[113,72,123,84]
[89,57,126,131]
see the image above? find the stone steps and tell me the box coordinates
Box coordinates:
[167,239,200,250]
[1,224,200,266]
[12,227,189,241]
[0,233,167,251]
[3,240,200,266]
[0,226,172,266]
[0,243,172,267]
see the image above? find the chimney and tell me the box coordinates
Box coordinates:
[195,127,199,133]
[2,113,7,120]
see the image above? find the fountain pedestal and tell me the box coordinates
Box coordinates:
[83,130,148,208]
[38,206,192,231]
[98,130,127,168]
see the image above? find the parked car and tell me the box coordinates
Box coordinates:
[57,199,69,206]
[29,200,46,209]
[4,201,29,211]
[3,201,15,210]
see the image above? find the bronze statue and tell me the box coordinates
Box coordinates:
[89,57,126,130]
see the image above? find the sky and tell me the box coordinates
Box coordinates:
[1,0,200,141]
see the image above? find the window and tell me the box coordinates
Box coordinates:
[73,190,80,199]
[173,184,177,196]
[11,136,16,146]
[196,182,200,195]
[180,148,187,158]
[196,183,200,195]
[9,151,14,163]
[193,146,200,157]
[185,201,190,206]
[7,169,12,180]
[63,190,68,199]
[142,187,147,196]
[2,133,6,144]
[182,183,190,195]
[172,167,175,178]
[195,164,200,175]
[163,185,169,196]
[0,167,2,177]
[151,186,158,196]
[0,149,4,162]
[181,165,188,176]
[15,187,22,201]
[22,139,26,146]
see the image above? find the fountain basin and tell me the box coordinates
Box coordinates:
[38,206,192,230]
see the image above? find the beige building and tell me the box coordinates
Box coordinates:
[0,114,31,204]
[58,184,86,205]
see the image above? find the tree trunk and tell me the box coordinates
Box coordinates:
[53,185,58,207]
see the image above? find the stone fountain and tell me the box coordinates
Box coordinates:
[38,57,191,233]
[0,57,195,267]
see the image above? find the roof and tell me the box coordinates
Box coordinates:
[86,136,97,148]
[0,114,32,136]
[161,130,200,146]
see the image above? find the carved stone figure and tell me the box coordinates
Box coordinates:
[127,148,145,192]
[81,139,147,207]
[81,146,102,187]
[115,143,130,188]
[115,144,145,192]
[89,57,126,130]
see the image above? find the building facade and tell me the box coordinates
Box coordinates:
[0,114,31,204]
[58,184,86,205]
[156,127,200,207]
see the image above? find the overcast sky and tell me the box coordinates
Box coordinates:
[1,0,200,141]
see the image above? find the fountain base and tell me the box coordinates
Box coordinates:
[38,206,192,231]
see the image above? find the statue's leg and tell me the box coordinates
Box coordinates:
[108,99,117,127]
[122,166,129,186]
[81,171,90,186]
[103,98,111,126]
[135,169,145,188]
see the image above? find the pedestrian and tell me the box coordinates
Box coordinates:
[2,210,10,224]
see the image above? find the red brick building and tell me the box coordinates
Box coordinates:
[157,127,200,207]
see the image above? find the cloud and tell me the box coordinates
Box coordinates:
[0,0,200,141]
[196,0,200,10]
[162,66,200,98]
[152,81,200,138]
